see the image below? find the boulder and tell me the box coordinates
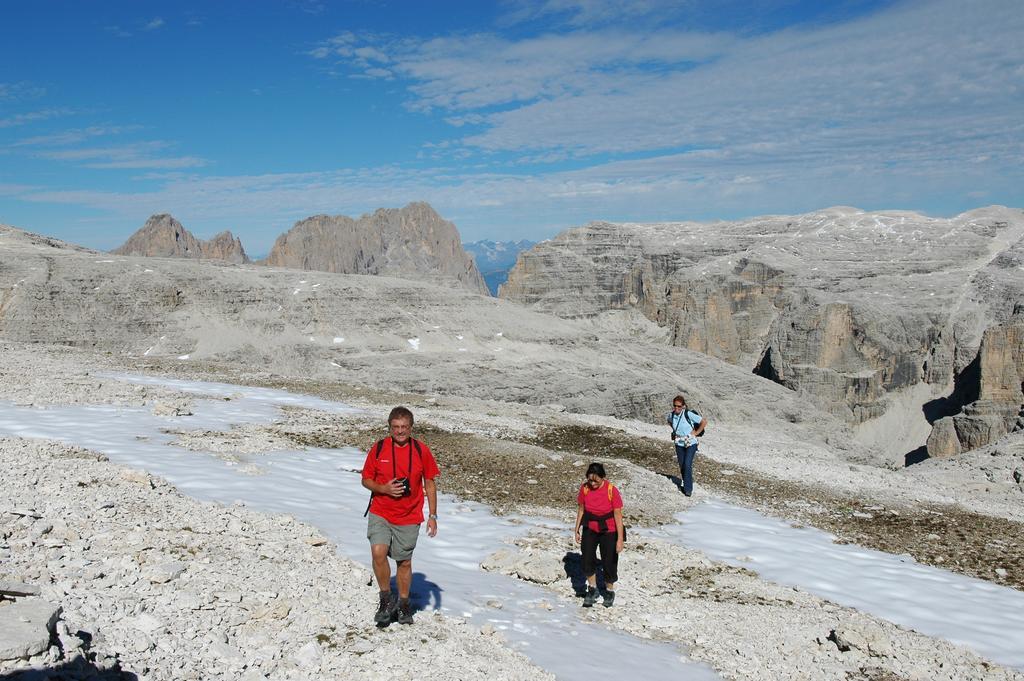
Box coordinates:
[144,560,187,584]
[926,417,961,459]
[481,548,563,584]
[830,623,894,658]
[0,599,62,661]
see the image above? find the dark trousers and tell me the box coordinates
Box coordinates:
[581,527,619,585]
[675,442,698,495]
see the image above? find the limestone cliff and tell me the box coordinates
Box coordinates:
[501,206,1024,455]
[112,214,250,264]
[929,309,1024,457]
[263,202,487,294]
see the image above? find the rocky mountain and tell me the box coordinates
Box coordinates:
[112,214,250,264]
[0,220,839,436]
[464,239,537,295]
[500,206,1024,461]
[263,202,488,294]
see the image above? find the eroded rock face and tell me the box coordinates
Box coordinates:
[112,214,250,264]
[502,207,1024,436]
[939,313,1024,452]
[264,202,487,294]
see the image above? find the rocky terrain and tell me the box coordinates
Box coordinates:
[500,207,1024,462]
[112,215,249,264]
[0,432,551,680]
[263,202,487,294]
[2,213,1024,679]
[1,344,1022,680]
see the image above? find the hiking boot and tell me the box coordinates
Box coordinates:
[373,591,395,624]
[602,590,616,608]
[582,586,597,608]
[397,598,414,624]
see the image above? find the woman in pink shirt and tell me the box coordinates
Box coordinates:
[574,462,624,607]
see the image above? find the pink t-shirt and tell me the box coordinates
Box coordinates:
[577,481,623,533]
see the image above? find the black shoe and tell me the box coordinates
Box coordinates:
[374,591,394,624]
[582,586,597,607]
[397,598,414,624]
[602,591,616,608]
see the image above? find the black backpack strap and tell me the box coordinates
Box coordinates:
[410,438,421,470]
[365,439,387,517]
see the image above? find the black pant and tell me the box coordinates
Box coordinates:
[581,527,619,585]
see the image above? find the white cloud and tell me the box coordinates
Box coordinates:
[12,125,137,147]
[0,108,74,128]
[498,0,689,28]
[313,0,1024,178]
[87,156,208,170]
[0,82,46,101]
[317,28,733,113]
[143,18,165,31]
[104,24,133,38]
[0,182,39,196]
[34,141,208,169]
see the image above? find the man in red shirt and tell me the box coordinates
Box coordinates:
[361,406,439,625]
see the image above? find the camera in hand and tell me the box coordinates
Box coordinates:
[396,477,411,497]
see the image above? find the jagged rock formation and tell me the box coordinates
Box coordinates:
[264,202,487,294]
[929,308,1024,458]
[464,239,537,295]
[501,207,1024,456]
[112,214,250,264]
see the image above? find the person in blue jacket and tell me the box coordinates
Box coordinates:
[666,394,707,497]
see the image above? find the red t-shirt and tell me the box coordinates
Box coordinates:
[362,437,440,525]
[577,481,623,533]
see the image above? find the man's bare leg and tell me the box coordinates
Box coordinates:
[396,558,412,599]
[371,544,392,591]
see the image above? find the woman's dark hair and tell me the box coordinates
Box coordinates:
[585,462,606,478]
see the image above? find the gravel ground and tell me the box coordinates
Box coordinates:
[3,343,1023,680]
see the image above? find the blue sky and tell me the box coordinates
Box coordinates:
[1,0,1022,255]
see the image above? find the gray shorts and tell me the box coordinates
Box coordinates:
[367,513,420,562]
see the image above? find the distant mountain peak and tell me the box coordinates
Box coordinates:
[463,238,537,295]
[264,201,488,294]
[112,214,250,263]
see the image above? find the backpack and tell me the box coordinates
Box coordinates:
[581,482,626,541]
[686,411,705,437]
[363,437,423,517]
